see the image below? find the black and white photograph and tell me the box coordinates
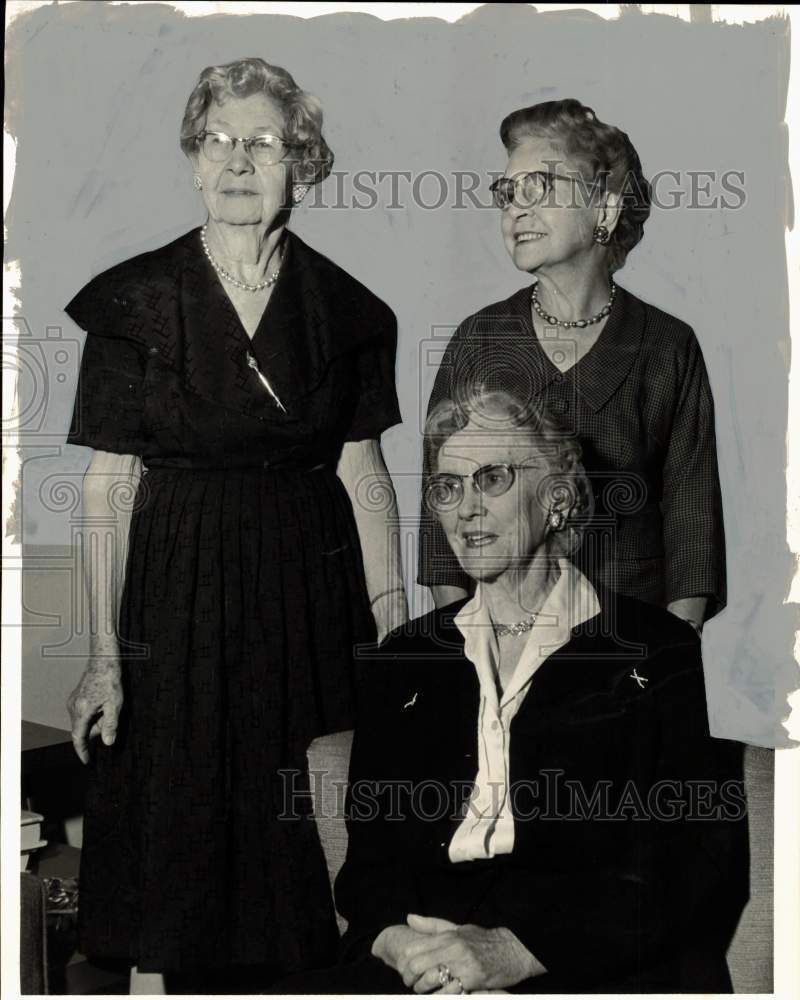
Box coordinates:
[3,2,798,996]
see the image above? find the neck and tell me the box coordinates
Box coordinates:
[535,257,611,323]
[205,219,286,279]
[482,549,563,627]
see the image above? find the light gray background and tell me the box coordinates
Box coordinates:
[6,3,796,744]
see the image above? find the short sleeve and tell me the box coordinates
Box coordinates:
[65,280,149,456]
[343,309,402,442]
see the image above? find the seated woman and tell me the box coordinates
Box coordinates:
[278,387,749,995]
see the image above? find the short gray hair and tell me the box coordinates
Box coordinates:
[179,57,333,184]
[423,386,594,557]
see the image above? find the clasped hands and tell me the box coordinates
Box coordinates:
[372,913,545,994]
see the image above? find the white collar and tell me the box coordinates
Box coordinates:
[454,559,600,709]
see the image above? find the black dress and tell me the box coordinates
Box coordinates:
[417,284,726,614]
[65,227,402,976]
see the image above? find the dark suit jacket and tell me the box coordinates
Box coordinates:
[334,591,749,993]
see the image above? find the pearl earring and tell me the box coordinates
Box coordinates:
[292,184,310,205]
[193,175,203,191]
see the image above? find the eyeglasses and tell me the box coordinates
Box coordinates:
[195,130,300,166]
[425,463,536,513]
[490,170,576,210]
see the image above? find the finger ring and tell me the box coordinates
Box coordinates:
[437,963,453,987]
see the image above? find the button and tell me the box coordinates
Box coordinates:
[491,720,500,731]
[555,373,564,382]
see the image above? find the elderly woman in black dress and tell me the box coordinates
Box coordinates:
[419,99,725,635]
[65,57,406,993]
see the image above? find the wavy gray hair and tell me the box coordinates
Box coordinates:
[179,57,333,184]
[424,386,594,557]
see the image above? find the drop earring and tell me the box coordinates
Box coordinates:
[193,175,203,191]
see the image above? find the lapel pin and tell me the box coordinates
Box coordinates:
[403,692,418,709]
[630,668,648,689]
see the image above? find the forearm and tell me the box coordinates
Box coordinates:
[338,441,408,637]
[666,596,708,630]
[81,450,142,643]
[431,584,469,610]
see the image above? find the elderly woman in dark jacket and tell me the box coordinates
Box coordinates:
[418,99,726,638]
[64,57,406,992]
[277,388,748,995]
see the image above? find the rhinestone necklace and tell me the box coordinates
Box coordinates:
[494,613,538,638]
[201,224,282,293]
[531,280,616,329]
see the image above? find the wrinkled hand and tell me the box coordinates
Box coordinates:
[371,923,428,971]
[67,642,123,764]
[393,914,545,993]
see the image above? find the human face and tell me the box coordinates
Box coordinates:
[191,93,293,227]
[433,425,551,583]
[499,137,598,276]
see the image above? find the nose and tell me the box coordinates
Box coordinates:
[457,481,486,520]
[227,141,254,175]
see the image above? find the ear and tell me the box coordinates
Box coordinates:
[598,190,622,236]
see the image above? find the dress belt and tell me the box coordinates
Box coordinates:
[143,461,331,474]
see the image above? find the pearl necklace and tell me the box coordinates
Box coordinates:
[200,225,282,293]
[494,613,538,638]
[531,280,616,329]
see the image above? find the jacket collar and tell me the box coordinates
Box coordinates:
[176,228,375,424]
[497,282,645,413]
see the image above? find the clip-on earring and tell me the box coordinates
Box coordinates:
[548,509,565,532]
[592,224,610,245]
[292,183,310,205]
[193,174,203,191]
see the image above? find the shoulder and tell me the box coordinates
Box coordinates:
[610,591,699,649]
[622,286,702,359]
[355,601,470,695]
[64,228,199,335]
[449,285,532,343]
[288,231,396,330]
[595,591,705,696]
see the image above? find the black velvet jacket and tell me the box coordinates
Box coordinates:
[335,591,749,993]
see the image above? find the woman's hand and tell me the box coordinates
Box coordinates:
[371,923,428,970]
[392,914,546,993]
[67,638,123,764]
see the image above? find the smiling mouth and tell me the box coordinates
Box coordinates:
[463,533,498,548]
[515,232,546,243]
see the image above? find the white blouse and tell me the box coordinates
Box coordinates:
[449,559,600,863]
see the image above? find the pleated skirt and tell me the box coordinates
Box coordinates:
[77,465,375,975]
